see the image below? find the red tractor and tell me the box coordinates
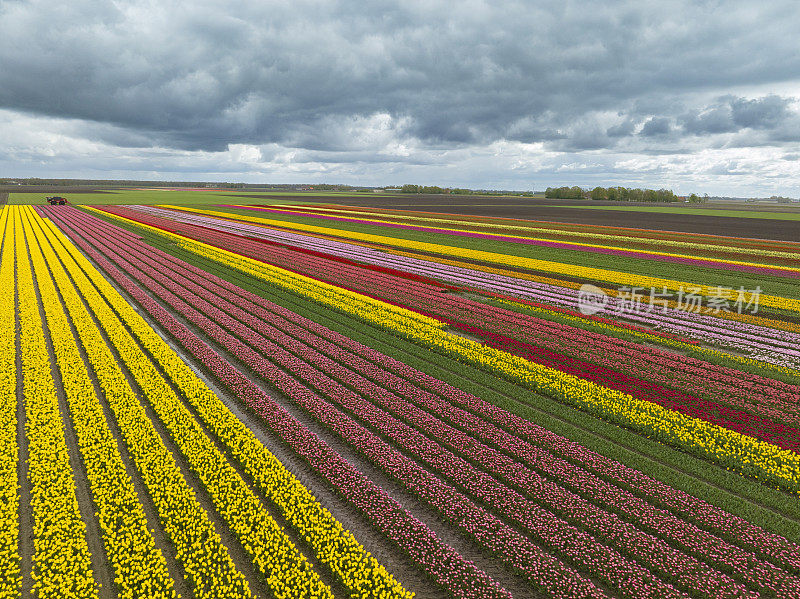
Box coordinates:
[46,196,68,205]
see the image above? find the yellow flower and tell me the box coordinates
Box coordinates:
[156,204,800,313]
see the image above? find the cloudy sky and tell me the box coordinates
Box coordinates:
[2,0,800,195]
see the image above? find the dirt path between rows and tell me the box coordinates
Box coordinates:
[14,271,33,599]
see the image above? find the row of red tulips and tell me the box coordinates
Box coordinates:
[450,322,800,453]
[255,238,794,402]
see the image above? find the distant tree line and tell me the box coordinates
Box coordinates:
[0,178,253,189]
[544,186,587,199]
[398,184,535,196]
[545,186,706,203]
[399,184,449,194]
[309,183,358,191]
[590,187,680,202]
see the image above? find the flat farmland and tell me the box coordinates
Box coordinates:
[296,195,800,241]
[2,195,800,599]
[7,189,312,206]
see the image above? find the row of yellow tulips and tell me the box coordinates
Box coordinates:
[144,223,800,493]
[165,205,799,313]
[20,206,253,599]
[28,206,334,599]
[43,215,413,598]
[287,204,800,259]
[15,209,99,599]
[0,209,21,599]
[19,207,178,599]
[239,204,799,269]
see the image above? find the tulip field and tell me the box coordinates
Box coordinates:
[2,198,799,599]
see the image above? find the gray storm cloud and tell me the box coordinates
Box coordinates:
[1,0,800,193]
[681,96,794,135]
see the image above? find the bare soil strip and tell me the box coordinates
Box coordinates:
[265,195,800,241]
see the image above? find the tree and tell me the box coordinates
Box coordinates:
[590,187,606,200]
[421,185,445,194]
[545,184,688,202]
